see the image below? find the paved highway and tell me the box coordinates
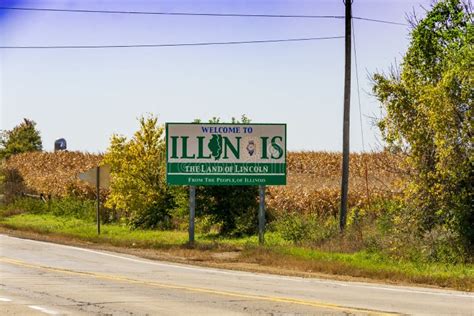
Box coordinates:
[0,234,472,315]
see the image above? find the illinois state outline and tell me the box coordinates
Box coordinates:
[208,134,223,160]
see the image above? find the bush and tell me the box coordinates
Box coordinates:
[48,196,96,221]
[354,198,472,264]
[3,196,96,221]
[3,197,48,216]
[127,195,174,230]
[196,185,259,236]
[272,212,338,245]
[104,115,176,229]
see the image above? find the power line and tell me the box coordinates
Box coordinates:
[352,16,407,26]
[352,17,371,206]
[0,6,409,25]
[0,36,344,50]
[351,20,365,152]
[0,6,344,19]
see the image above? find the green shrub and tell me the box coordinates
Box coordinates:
[3,196,96,221]
[103,115,176,229]
[195,215,220,234]
[48,196,96,221]
[272,212,338,245]
[3,197,48,216]
[421,227,470,264]
[196,185,259,236]
[356,198,472,264]
[127,196,174,230]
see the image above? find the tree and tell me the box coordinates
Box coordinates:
[103,115,176,229]
[0,119,42,159]
[372,0,473,258]
[195,115,259,236]
[197,185,259,235]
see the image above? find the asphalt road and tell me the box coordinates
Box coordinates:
[0,235,472,315]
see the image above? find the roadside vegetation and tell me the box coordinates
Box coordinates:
[0,0,472,291]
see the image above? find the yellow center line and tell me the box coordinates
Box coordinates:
[0,257,402,316]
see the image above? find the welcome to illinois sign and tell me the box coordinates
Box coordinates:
[166,123,286,186]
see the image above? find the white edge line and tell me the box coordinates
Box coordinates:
[0,297,12,302]
[28,305,59,315]
[1,235,302,281]
[2,235,473,299]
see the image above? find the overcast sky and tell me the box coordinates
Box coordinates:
[0,0,432,153]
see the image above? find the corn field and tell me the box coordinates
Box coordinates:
[3,151,403,215]
[2,151,102,202]
[268,152,403,217]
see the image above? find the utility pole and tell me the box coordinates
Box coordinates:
[340,0,352,232]
[96,166,101,235]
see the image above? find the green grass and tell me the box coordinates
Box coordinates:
[1,213,473,291]
[0,213,190,248]
[0,212,292,248]
[269,246,473,283]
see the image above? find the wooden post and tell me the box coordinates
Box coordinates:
[96,166,101,235]
[340,0,352,232]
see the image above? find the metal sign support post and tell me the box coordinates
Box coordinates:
[189,186,196,244]
[96,166,101,235]
[78,164,110,236]
[258,185,266,245]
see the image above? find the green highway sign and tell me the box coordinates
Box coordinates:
[166,123,286,186]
